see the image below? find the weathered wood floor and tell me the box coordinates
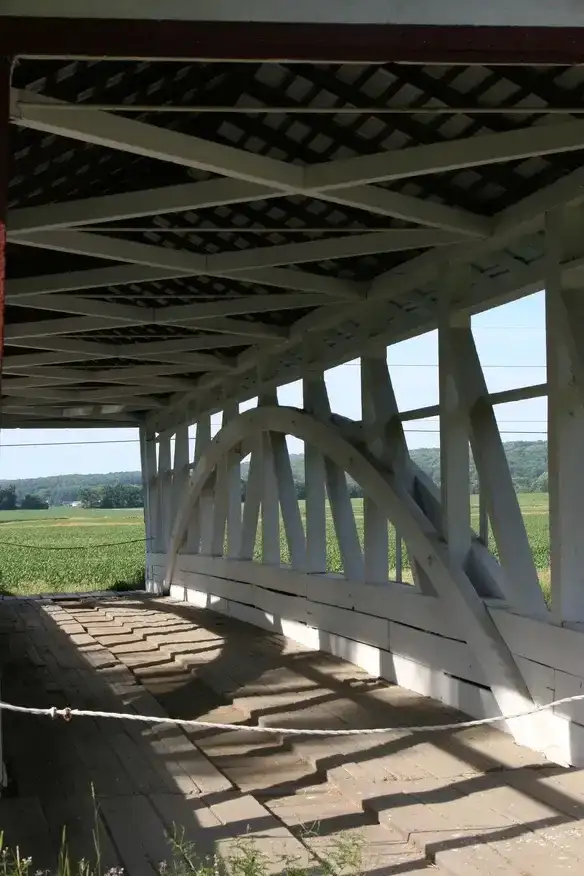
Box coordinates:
[1,595,584,875]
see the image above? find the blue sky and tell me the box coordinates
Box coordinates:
[0,291,547,480]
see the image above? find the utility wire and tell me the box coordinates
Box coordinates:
[0,426,549,449]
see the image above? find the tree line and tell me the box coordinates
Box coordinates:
[0,440,550,508]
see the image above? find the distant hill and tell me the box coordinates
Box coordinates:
[0,440,548,506]
[0,471,143,506]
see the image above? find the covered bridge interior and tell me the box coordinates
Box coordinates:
[4,5,584,871]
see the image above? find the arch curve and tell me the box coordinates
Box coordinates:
[164,404,545,749]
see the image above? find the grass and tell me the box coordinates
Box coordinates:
[0,495,551,598]
[0,807,365,876]
[0,509,146,596]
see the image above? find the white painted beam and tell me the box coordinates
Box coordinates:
[449,326,548,616]
[5,316,147,340]
[545,207,584,624]
[155,293,334,324]
[5,264,194,298]
[12,89,304,191]
[207,229,467,274]
[4,314,147,340]
[361,355,389,584]
[9,178,276,233]
[9,177,486,239]
[271,430,306,571]
[304,375,364,582]
[6,292,150,322]
[307,121,584,191]
[177,317,287,340]
[9,229,207,273]
[302,375,327,575]
[438,288,472,569]
[10,230,365,299]
[9,89,489,238]
[239,436,262,561]
[321,185,491,238]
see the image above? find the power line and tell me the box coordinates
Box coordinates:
[0,424,549,449]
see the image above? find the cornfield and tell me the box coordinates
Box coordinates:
[0,495,550,597]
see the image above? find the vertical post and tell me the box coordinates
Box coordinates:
[171,423,190,532]
[240,436,262,560]
[259,392,280,565]
[438,280,472,570]
[271,431,306,569]
[304,375,364,582]
[139,425,158,590]
[449,323,547,616]
[303,378,327,573]
[361,355,389,583]
[157,432,172,558]
[196,414,214,555]
[546,207,584,623]
[224,402,242,558]
[478,479,489,546]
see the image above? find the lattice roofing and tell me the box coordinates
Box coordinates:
[5,59,584,429]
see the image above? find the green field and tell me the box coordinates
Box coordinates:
[0,508,146,596]
[0,495,551,597]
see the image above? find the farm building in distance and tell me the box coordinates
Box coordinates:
[3,3,584,873]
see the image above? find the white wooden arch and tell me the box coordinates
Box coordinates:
[163,402,560,757]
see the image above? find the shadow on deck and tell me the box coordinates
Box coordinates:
[1,595,584,875]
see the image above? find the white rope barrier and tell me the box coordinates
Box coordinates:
[2,693,584,737]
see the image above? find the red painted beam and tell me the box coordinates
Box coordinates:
[1,19,584,64]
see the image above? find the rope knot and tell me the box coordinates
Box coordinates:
[62,707,72,723]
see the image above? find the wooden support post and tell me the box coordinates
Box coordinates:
[157,432,172,556]
[259,392,280,565]
[271,431,306,569]
[303,378,327,573]
[361,355,389,583]
[240,437,262,560]
[359,354,433,593]
[171,423,189,536]
[546,207,584,623]
[439,288,472,570]
[304,375,364,582]
[195,414,214,555]
[139,425,157,588]
[223,402,242,558]
[449,326,547,616]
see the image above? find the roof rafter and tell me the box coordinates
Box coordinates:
[306,119,584,191]
[9,88,489,237]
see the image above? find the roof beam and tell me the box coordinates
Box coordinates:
[8,89,488,237]
[6,292,151,322]
[4,315,146,341]
[306,120,584,191]
[154,293,331,324]
[206,228,465,273]
[9,230,364,299]
[9,177,277,233]
[173,317,287,339]
[3,343,232,370]
[9,180,489,239]
[5,264,194,298]
[5,292,288,339]
[11,88,304,190]
[3,370,194,392]
[9,229,207,273]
